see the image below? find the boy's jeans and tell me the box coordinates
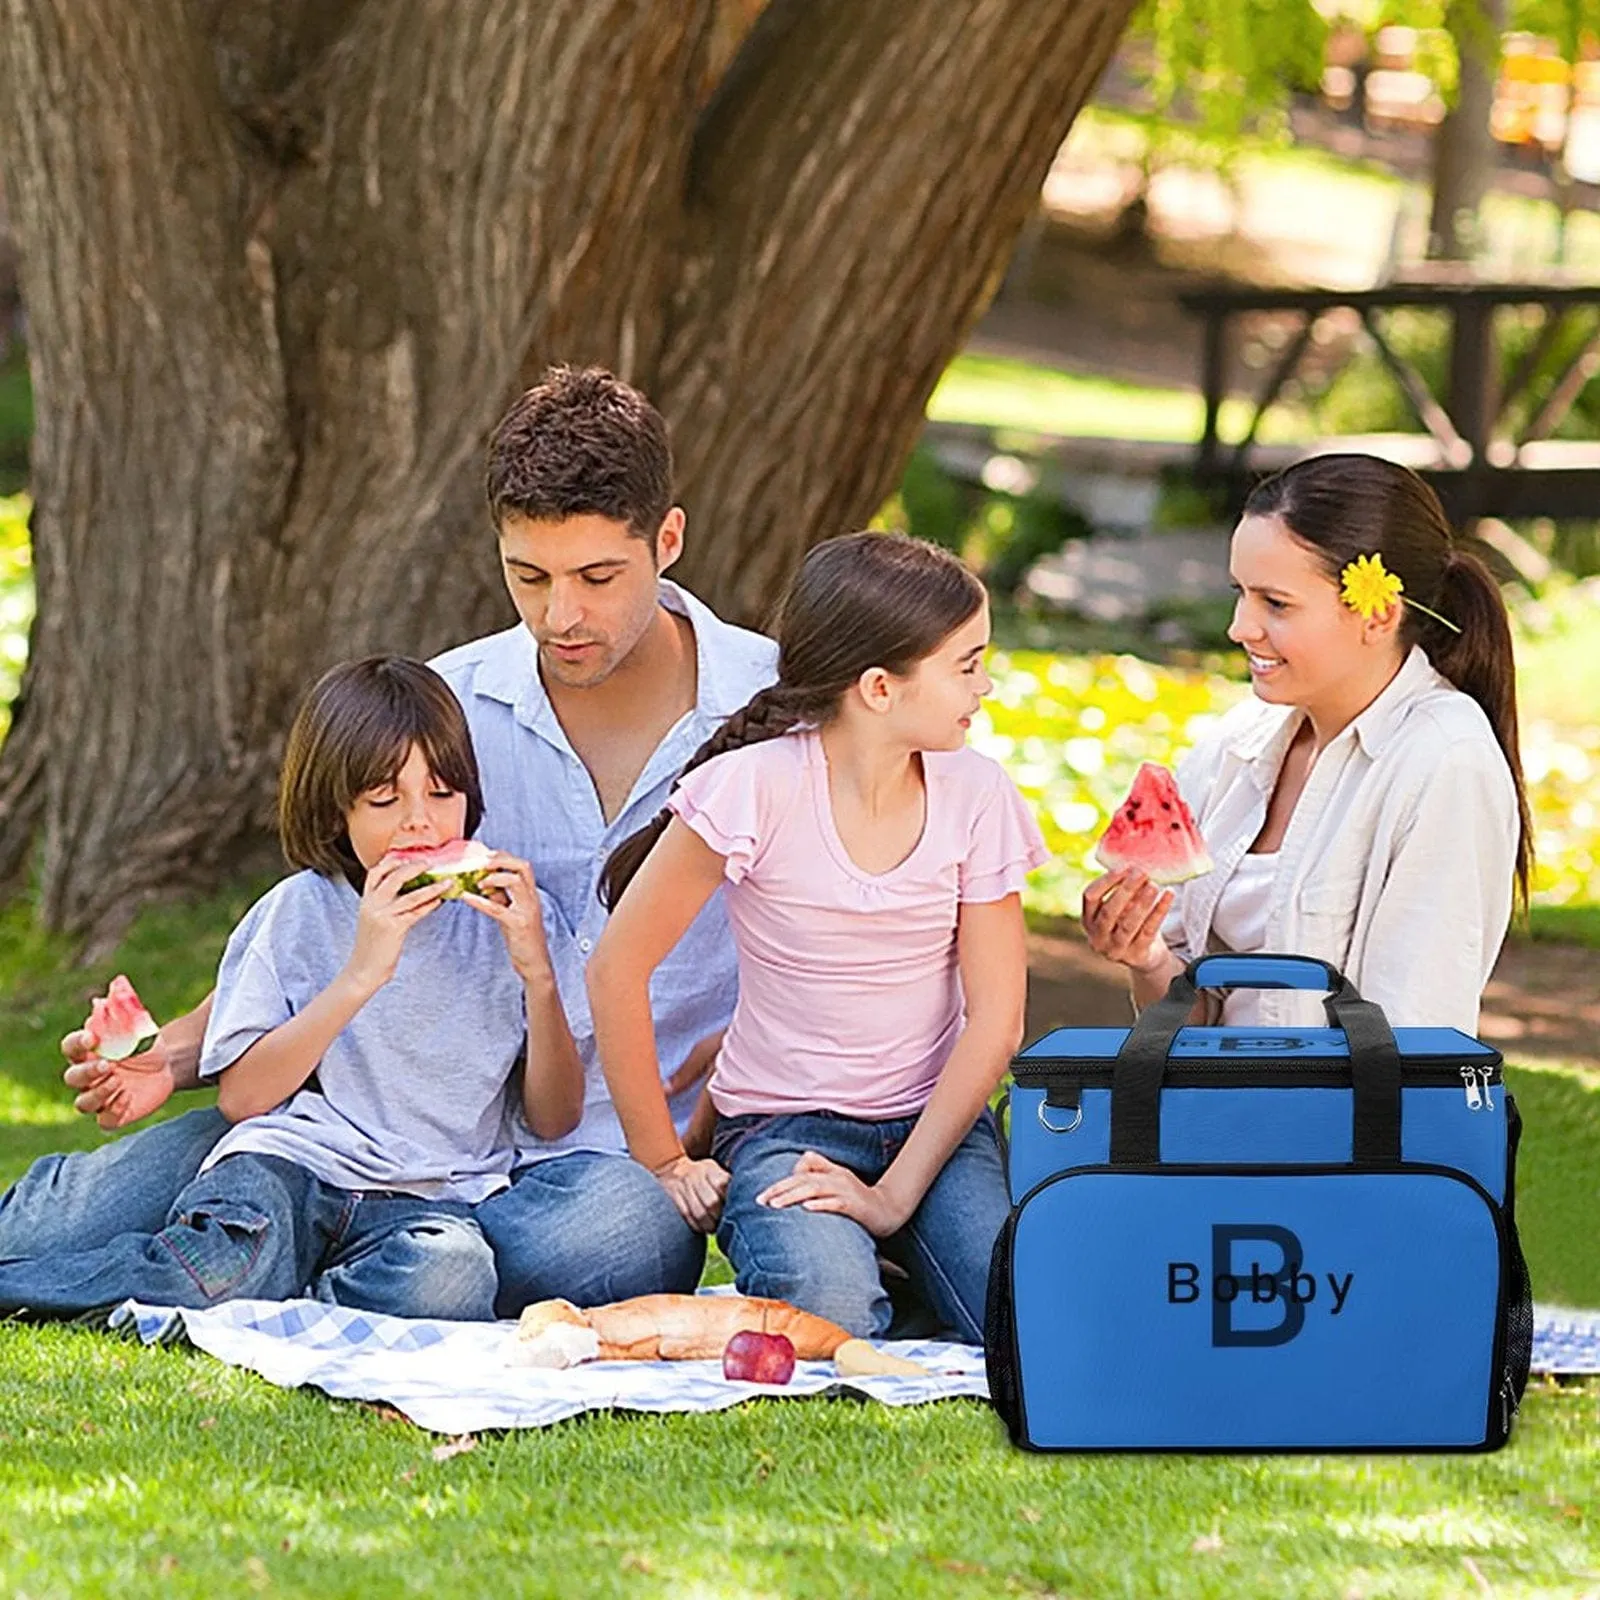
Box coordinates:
[0,1111,703,1319]
[0,1148,498,1321]
[710,1108,1009,1343]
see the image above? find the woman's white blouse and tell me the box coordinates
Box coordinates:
[1209,851,1279,1025]
[1160,647,1519,1032]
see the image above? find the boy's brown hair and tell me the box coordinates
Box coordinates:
[278,657,485,883]
[484,364,673,542]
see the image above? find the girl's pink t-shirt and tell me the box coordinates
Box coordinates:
[666,729,1049,1119]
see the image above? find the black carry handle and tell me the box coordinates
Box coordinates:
[1109,952,1402,1166]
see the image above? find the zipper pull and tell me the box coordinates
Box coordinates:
[1478,1068,1495,1111]
[1460,1066,1483,1111]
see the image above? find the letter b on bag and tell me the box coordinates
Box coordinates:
[1211,1224,1305,1347]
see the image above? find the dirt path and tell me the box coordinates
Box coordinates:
[1026,926,1600,1066]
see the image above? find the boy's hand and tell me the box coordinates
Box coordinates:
[461,854,551,983]
[757,1150,909,1238]
[343,855,450,995]
[650,1153,729,1233]
[61,1028,177,1129]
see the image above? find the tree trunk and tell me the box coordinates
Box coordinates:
[1427,0,1507,262]
[0,0,1135,948]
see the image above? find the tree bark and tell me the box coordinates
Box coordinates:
[0,0,1135,947]
[1427,0,1507,262]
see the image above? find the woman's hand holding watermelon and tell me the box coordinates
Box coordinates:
[1081,867,1178,976]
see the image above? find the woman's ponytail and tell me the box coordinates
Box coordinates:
[1429,547,1533,907]
[598,683,828,908]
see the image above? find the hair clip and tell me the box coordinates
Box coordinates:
[1340,553,1460,634]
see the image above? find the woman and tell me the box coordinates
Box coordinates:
[1083,453,1530,1031]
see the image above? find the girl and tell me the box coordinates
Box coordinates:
[1083,453,1529,1032]
[587,533,1048,1342]
[0,656,583,1321]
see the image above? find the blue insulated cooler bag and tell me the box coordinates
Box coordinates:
[986,954,1532,1452]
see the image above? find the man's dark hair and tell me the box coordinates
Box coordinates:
[484,365,674,541]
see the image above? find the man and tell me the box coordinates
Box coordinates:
[3,367,777,1315]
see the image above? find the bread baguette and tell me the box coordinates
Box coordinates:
[515,1293,853,1362]
[832,1338,928,1377]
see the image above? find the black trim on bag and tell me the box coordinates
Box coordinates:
[1013,1061,1504,1091]
[997,1159,1516,1455]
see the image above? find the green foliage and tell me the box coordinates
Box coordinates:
[1128,0,1327,146]
[875,445,1090,602]
[0,494,32,745]
[0,352,30,496]
[972,650,1245,918]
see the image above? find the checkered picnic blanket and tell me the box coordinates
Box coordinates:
[107,1295,991,1433]
[106,1298,1600,1435]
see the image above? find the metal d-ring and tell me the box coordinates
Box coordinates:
[1036,1098,1083,1134]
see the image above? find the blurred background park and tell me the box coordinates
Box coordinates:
[0,3,1598,1594]
[5,4,1597,926]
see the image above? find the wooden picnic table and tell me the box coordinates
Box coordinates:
[1178,281,1600,524]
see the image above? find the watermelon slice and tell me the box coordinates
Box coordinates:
[1095,763,1212,884]
[394,838,496,898]
[85,975,160,1062]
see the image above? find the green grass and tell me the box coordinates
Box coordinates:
[0,1323,1596,1600]
[0,887,1597,1596]
[927,352,1310,445]
[1525,905,1600,949]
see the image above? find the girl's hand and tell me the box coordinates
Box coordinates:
[1081,867,1174,973]
[757,1151,909,1238]
[650,1153,729,1233]
[343,854,450,995]
[461,854,550,982]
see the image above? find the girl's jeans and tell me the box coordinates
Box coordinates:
[710,1108,1009,1343]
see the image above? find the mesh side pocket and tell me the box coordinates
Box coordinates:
[984,1209,1024,1443]
[1501,1093,1534,1417]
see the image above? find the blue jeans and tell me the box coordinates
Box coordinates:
[475,1150,705,1317]
[0,1151,498,1321]
[710,1108,1009,1344]
[0,1107,229,1259]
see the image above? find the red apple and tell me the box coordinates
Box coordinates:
[722,1329,796,1385]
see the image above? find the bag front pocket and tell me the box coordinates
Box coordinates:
[1005,1163,1508,1452]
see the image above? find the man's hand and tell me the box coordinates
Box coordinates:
[650,1153,729,1233]
[756,1150,909,1238]
[61,1028,176,1130]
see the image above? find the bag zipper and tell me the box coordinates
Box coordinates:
[1016,1058,1503,1097]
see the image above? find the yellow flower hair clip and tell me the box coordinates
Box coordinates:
[1339,553,1460,633]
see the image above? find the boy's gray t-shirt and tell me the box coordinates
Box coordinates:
[197,869,555,1202]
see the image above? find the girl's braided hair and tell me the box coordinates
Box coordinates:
[599,532,985,908]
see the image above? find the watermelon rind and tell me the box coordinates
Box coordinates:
[96,1027,160,1063]
[399,865,493,899]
